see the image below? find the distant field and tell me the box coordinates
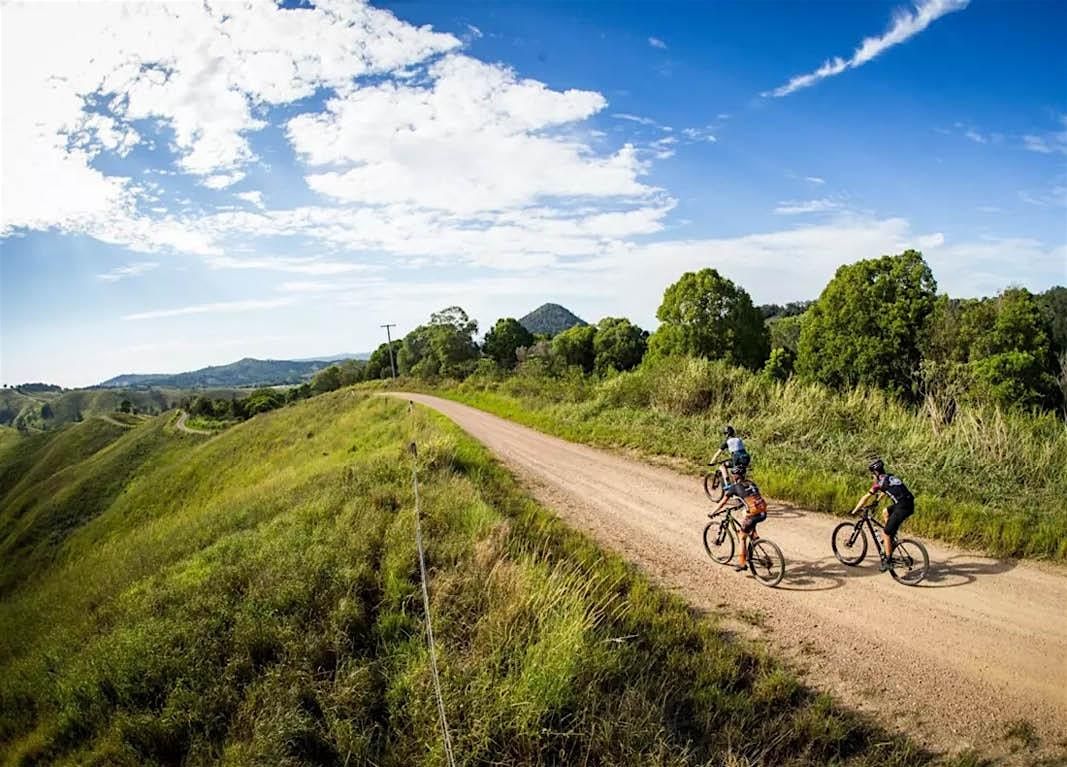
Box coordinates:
[0,392,950,766]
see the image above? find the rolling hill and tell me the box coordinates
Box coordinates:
[97,356,349,389]
[518,303,587,336]
[0,393,927,766]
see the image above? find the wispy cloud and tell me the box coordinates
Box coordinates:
[122,298,297,321]
[764,0,970,97]
[97,261,159,282]
[648,37,667,49]
[1019,185,1067,209]
[235,191,264,209]
[204,255,379,275]
[613,112,660,127]
[773,198,843,215]
[1022,116,1067,155]
[805,176,826,185]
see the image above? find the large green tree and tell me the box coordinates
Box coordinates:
[796,250,936,396]
[399,306,479,379]
[483,318,535,370]
[551,324,597,373]
[593,317,648,373]
[648,268,769,370]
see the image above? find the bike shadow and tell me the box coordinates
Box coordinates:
[915,554,1018,589]
[776,556,855,591]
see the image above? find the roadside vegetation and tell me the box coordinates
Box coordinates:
[1,392,954,766]
[341,251,1065,561]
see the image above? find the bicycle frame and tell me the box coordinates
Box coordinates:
[853,506,890,555]
[711,502,757,548]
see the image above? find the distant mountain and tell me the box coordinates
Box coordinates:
[519,303,587,336]
[291,353,369,362]
[97,357,348,389]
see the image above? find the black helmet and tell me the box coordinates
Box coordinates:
[868,458,885,475]
[723,425,735,437]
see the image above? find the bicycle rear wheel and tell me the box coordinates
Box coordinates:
[703,471,725,502]
[748,539,785,587]
[889,539,929,586]
[831,522,868,566]
[702,518,734,563]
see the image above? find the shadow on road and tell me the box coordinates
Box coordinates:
[917,554,1018,589]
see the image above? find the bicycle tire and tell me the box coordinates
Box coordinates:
[702,518,735,563]
[889,538,929,586]
[748,539,785,587]
[831,521,867,566]
[703,470,725,502]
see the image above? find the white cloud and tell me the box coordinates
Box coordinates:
[1022,115,1067,156]
[204,255,381,275]
[764,0,969,97]
[682,127,717,143]
[773,198,843,215]
[648,37,668,49]
[122,297,297,321]
[96,261,160,282]
[202,172,247,190]
[235,191,265,209]
[1019,185,1067,209]
[805,176,826,185]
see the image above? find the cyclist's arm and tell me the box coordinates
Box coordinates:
[852,489,878,514]
[709,447,722,463]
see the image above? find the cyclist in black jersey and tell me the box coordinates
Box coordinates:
[851,458,915,571]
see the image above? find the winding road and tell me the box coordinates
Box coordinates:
[174,410,212,435]
[396,393,1067,761]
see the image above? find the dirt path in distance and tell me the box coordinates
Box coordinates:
[174,410,212,435]
[395,393,1067,763]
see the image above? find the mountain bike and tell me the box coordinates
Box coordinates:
[702,501,785,587]
[831,503,929,585]
[703,459,733,502]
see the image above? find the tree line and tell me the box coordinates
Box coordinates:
[308,249,1066,416]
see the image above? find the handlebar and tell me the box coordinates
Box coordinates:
[707,459,731,466]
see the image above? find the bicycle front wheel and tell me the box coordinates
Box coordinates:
[889,539,929,586]
[748,539,785,587]
[703,471,725,502]
[702,518,735,563]
[831,522,867,566]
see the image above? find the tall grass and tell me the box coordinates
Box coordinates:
[0,392,946,765]
[424,357,1067,560]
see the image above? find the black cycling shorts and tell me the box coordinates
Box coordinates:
[884,499,914,539]
[740,511,766,533]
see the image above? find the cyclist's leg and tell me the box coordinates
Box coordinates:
[883,502,912,559]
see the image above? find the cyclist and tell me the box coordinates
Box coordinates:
[708,465,768,572]
[851,458,915,571]
[710,424,750,479]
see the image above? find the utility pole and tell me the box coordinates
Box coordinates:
[381,323,397,379]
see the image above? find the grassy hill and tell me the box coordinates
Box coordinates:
[518,303,587,336]
[98,357,344,389]
[0,392,945,766]
[0,388,247,431]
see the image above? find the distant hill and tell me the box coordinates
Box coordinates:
[97,357,346,389]
[519,303,587,336]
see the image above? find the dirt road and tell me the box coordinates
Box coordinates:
[174,410,212,435]
[398,393,1067,760]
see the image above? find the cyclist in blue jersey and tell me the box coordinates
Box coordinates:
[709,425,750,479]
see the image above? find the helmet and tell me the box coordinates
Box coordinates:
[723,425,735,437]
[868,458,885,475]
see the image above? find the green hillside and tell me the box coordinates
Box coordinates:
[0,388,247,431]
[98,357,342,389]
[0,392,940,766]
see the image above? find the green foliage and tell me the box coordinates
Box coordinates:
[366,340,401,380]
[118,400,132,414]
[763,347,795,382]
[551,324,597,374]
[243,387,285,416]
[593,317,648,373]
[441,359,1067,560]
[483,318,535,369]
[399,306,479,379]
[797,249,937,397]
[649,268,769,370]
[1038,286,1067,355]
[0,394,929,766]
[311,364,343,394]
[768,314,804,354]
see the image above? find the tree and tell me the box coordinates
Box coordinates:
[244,387,285,415]
[311,365,343,394]
[593,317,648,373]
[366,341,401,380]
[1038,286,1067,357]
[483,318,534,369]
[762,347,795,382]
[399,306,479,379]
[648,268,769,370]
[119,399,132,413]
[551,324,597,373]
[767,314,803,355]
[40,403,53,420]
[796,250,936,396]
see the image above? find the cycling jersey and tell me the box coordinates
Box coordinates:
[721,436,746,454]
[727,479,768,515]
[871,473,914,504]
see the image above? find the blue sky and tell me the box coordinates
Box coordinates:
[1,0,1065,387]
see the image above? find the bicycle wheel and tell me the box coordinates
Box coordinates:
[703,470,725,502]
[702,518,735,563]
[889,539,929,586]
[748,539,785,587]
[831,522,868,566]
